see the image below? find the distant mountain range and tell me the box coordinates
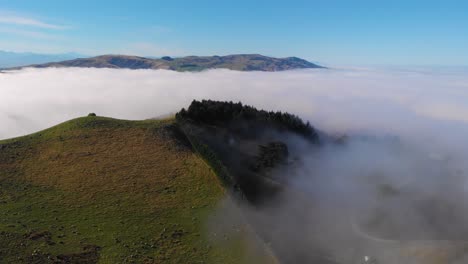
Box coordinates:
[6,54,325,71]
[0,51,85,68]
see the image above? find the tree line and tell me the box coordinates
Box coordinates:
[176,99,318,140]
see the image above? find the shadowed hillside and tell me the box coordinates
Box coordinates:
[176,100,320,204]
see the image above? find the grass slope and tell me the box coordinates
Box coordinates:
[0,116,273,263]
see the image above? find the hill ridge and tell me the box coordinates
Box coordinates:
[0,115,276,263]
[6,54,325,72]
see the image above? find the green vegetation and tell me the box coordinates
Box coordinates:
[177,123,243,199]
[177,99,319,140]
[251,142,289,173]
[0,116,274,263]
[175,100,313,204]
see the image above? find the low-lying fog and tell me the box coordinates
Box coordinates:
[3,66,468,263]
[1,67,467,143]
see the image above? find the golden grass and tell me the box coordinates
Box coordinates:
[0,116,274,263]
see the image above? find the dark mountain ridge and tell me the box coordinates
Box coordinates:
[7,54,325,72]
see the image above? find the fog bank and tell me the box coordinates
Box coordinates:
[1,67,468,143]
[3,67,468,262]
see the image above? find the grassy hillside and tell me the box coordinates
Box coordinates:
[0,116,275,263]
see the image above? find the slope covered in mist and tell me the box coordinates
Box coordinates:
[175,100,468,264]
[176,100,319,203]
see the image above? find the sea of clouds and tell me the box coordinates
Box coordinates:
[3,67,468,263]
[2,67,468,142]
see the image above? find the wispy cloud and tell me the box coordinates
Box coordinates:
[0,14,67,30]
[0,27,60,39]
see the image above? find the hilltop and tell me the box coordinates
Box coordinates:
[0,100,322,263]
[7,54,325,72]
[0,115,276,263]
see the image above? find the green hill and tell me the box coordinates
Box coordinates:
[0,116,276,263]
[8,54,325,72]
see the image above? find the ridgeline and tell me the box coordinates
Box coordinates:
[7,54,325,72]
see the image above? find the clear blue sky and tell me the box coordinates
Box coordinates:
[0,0,466,65]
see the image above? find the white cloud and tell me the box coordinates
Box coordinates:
[0,14,66,30]
[1,67,468,149]
[414,102,468,123]
[0,27,60,39]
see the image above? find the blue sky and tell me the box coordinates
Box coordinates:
[0,0,466,65]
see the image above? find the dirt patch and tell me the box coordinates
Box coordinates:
[56,245,101,263]
[26,245,101,264]
[25,230,52,241]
